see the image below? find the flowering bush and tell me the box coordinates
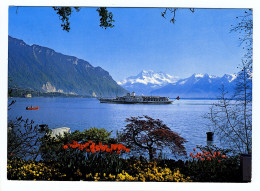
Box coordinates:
[57,140,130,179]
[185,145,241,182]
[7,159,66,180]
[84,160,191,182]
[189,148,228,163]
[63,140,130,154]
[39,127,114,162]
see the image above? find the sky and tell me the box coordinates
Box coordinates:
[9,7,248,81]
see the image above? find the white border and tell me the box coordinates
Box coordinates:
[1,1,260,191]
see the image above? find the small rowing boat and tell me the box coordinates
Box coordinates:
[26,106,39,110]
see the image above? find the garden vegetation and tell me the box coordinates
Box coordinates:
[7,115,242,182]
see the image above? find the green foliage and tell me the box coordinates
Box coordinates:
[39,127,112,161]
[72,127,112,143]
[96,7,115,29]
[53,7,80,32]
[52,7,114,32]
[57,147,123,180]
[7,158,66,180]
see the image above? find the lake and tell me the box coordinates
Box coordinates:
[8,97,223,158]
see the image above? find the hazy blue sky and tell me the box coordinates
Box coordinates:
[9,7,248,81]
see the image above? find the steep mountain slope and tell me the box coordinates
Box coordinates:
[117,70,178,95]
[8,36,127,97]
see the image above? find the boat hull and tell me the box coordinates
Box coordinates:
[26,107,39,110]
[98,99,173,104]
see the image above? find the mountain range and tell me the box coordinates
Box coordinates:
[8,36,127,97]
[118,70,179,95]
[118,71,238,98]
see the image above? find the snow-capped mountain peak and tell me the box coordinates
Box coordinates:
[117,71,242,97]
[117,70,179,95]
[118,70,178,86]
[223,74,237,82]
[194,73,205,78]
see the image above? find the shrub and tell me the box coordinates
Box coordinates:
[39,127,113,162]
[84,160,191,182]
[58,140,130,180]
[7,158,66,180]
[8,117,50,160]
[184,145,241,182]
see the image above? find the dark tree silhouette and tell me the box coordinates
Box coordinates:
[120,116,186,161]
[53,7,114,32]
[53,7,80,32]
[161,8,195,24]
[230,9,252,67]
[8,118,50,160]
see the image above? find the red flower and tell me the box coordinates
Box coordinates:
[190,153,193,157]
[117,150,121,154]
[106,148,111,153]
[90,144,95,149]
[201,158,205,161]
[72,140,77,145]
[86,149,90,153]
[79,146,84,151]
[126,148,130,152]
[100,146,105,152]
[193,148,196,151]
[91,149,96,154]
[63,145,68,149]
[221,155,226,158]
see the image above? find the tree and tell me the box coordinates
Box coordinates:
[208,10,252,154]
[53,7,80,32]
[230,9,253,68]
[15,7,194,32]
[161,8,195,24]
[8,117,50,160]
[209,79,252,154]
[53,7,114,32]
[120,115,186,161]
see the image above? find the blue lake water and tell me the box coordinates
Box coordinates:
[8,97,223,158]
